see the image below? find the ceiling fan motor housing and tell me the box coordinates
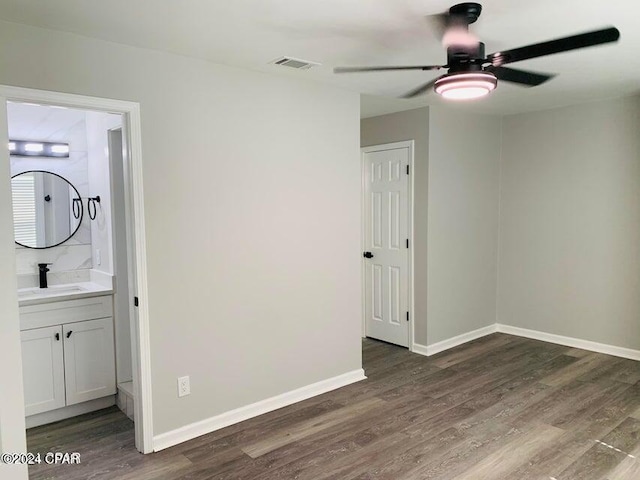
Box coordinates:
[447,42,486,73]
[449,2,483,25]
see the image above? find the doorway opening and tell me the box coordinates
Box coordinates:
[361,140,415,349]
[0,85,152,456]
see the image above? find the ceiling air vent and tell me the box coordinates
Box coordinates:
[270,57,320,70]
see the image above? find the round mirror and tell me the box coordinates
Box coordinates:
[11,170,83,249]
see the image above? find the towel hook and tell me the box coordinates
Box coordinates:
[87,195,101,220]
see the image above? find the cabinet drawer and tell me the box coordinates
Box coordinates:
[20,295,113,331]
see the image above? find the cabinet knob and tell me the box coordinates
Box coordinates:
[55,332,60,341]
[66,330,73,339]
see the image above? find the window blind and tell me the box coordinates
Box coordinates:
[12,174,37,246]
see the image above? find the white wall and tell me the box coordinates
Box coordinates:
[427,107,502,345]
[0,98,27,480]
[110,128,133,384]
[0,19,361,448]
[361,108,429,344]
[498,96,640,350]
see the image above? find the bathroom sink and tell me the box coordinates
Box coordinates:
[16,282,113,307]
[18,284,86,298]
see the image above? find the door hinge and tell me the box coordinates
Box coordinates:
[134,296,139,307]
[406,165,410,175]
[406,238,409,249]
[406,311,410,322]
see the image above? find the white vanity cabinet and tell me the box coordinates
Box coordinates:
[19,295,116,422]
[20,325,65,416]
[63,317,116,405]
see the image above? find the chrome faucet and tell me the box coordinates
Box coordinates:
[38,263,52,289]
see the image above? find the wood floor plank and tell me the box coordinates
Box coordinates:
[240,397,385,458]
[430,334,514,368]
[597,417,640,454]
[504,383,640,479]
[353,420,523,480]
[546,381,631,430]
[200,392,437,480]
[576,357,640,386]
[565,347,592,358]
[451,423,565,480]
[569,381,640,438]
[228,394,436,480]
[603,456,640,480]
[507,380,602,429]
[26,335,640,480]
[177,399,345,462]
[439,356,579,434]
[557,417,640,480]
[557,443,628,480]
[539,352,612,387]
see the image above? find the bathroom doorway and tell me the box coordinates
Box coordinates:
[0,86,152,455]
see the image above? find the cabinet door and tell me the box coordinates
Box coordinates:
[21,326,65,416]
[63,318,116,406]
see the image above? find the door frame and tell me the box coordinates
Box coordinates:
[0,85,154,454]
[361,140,415,350]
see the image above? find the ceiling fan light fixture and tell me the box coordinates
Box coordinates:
[434,71,497,100]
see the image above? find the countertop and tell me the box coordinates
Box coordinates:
[18,282,114,307]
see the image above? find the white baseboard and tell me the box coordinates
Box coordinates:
[153,368,366,452]
[496,324,640,361]
[411,322,640,361]
[26,396,116,429]
[412,324,498,357]
[410,343,430,356]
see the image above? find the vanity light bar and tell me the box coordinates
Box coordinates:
[8,140,70,158]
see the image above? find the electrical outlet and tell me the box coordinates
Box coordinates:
[177,376,190,397]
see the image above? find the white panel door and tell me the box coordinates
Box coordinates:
[363,145,410,347]
[21,326,65,416]
[63,318,116,406]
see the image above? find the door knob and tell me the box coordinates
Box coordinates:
[363,251,374,258]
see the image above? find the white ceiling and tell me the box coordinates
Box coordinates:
[0,0,638,117]
[7,103,86,142]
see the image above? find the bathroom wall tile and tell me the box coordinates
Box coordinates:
[68,220,92,245]
[15,244,92,275]
[49,269,90,285]
[16,275,37,289]
[17,269,90,288]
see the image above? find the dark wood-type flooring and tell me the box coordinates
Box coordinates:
[28,333,640,479]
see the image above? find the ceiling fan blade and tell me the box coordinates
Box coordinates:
[334,65,443,73]
[486,66,555,86]
[488,27,620,66]
[402,78,439,98]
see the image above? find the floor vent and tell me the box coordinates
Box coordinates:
[270,56,321,70]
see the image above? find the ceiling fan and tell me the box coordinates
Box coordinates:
[334,2,620,100]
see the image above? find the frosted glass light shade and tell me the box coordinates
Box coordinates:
[434,72,497,100]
